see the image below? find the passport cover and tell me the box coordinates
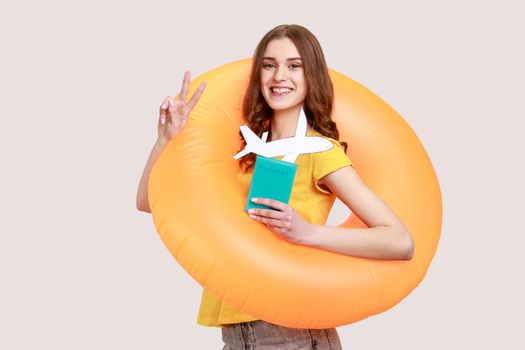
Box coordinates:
[245,155,298,212]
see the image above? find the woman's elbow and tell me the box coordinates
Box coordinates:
[136,197,151,213]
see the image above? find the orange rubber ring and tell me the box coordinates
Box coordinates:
[149,59,442,329]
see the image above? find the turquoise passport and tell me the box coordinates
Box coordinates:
[245,155,298,212]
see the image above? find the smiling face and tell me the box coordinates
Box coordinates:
[260,37,307,113]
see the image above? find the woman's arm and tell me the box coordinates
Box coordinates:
[136,139,167,213]
[306,165,414,260]
[249,165,414,260]
[136,71,206,213]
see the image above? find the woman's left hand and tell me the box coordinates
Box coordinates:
[248,198,315,245]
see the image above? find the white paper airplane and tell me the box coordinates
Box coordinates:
[233,108,333,163]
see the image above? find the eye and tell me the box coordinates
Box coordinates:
[289,63,302,70]
[262,63,275,69]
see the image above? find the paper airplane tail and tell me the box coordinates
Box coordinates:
[240,125,263,146]
[233,149,249,160]
[232,125,264,160]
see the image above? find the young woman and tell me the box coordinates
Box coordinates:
[137,24,414,350]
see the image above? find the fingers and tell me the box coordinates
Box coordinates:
[179,70,191,102]
[160,72,205,128]
[265,224,287,235]
[250,213,291,229]
[249,201,292,229]
[251,198,288,212]
[186,81,207,111]
[248,207,282,220]
[159,96,170,125]
[167,95,185,128]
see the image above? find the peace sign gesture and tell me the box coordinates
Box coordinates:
[157,70,207,146]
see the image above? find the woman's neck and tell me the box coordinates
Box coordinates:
[269,105,312,141]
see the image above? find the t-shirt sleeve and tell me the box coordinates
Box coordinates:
[312,139,353,194]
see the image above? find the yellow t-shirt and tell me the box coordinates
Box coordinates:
[197,130,353,327]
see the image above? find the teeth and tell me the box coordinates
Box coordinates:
[272,87,292,93]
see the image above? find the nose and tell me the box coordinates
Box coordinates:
[273,65,288,82]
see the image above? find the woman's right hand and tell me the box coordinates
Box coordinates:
[138,71,206,212]
[157,70,207,147]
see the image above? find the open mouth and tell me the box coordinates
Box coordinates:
[270,87,293,96]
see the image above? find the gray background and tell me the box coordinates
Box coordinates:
[1,0,524,348]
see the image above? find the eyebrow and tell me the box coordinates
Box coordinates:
[262,57,302,61]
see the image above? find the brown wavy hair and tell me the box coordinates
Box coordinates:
[238,24,347,172]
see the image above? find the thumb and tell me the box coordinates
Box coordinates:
[159,96,170,125]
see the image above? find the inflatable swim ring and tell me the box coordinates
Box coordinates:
[148,59,442,329]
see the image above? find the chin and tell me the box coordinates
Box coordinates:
[274,105,301,112]
[265,100,302,112]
